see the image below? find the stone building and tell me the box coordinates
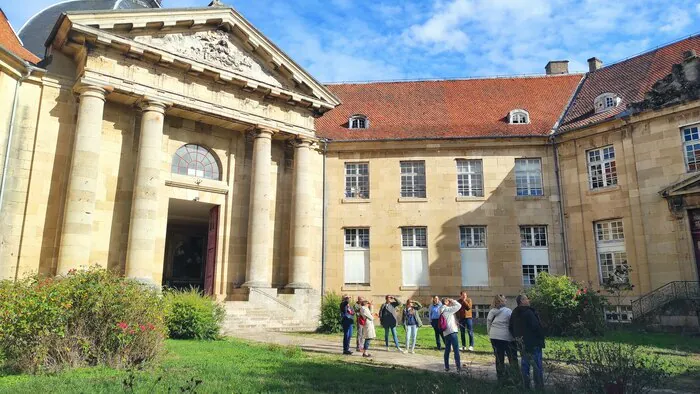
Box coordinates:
[1,2,699,329]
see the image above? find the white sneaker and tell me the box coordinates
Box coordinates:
[468,346,474,351]
[385,346,389,351]
[410,350,415,354]
[399,348,405,354]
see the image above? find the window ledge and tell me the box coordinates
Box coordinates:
[398,197,428,203]
[342,198,371,204]
[587,185,621,195]
[399,286,431,291]
[342,285,371,291]
[456,196,485,202]
[515,195,546,200]
[165,177,228,194]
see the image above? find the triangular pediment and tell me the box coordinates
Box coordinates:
[48,6,341,111]
[660,173,700,197]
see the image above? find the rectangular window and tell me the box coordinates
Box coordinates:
[682,125,700,172]
[344,228,370,285]
[344,163,369,198]
[401,227,429,286]
[520,226,549,285]
[400,161,426,198]
[587,146,618,189]
[595,220,627,284]
[515,158,543,196]
[473,304,491,320]
[456,159,484,197]
[605,305,633,323]
[459,226,488,287]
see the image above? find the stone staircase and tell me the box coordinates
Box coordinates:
[221,287,320,333]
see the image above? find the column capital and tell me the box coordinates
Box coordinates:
[293,136,316,149]
[138,98,170,114]
[74,82,108,102]
[251,126,277,139]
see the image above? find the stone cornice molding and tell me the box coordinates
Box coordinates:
[49,9,341,113]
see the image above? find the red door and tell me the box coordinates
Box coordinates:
[689,209,700,282]
[204,205,219,295]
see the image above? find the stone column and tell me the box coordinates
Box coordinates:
[243,127,276,288]
[125,99,168,285]
[287,138,314,289]
[56,83,107,275]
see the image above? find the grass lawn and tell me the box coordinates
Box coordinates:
[0,339,513,394]
[294,324,700,389]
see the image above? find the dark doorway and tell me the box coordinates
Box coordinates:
[689,209,700,282]
[163,199,219,294]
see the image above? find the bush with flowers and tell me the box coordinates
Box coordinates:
[526,272,608,337]
[0,267,165,373]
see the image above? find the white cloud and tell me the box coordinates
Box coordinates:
[405,0,473,52]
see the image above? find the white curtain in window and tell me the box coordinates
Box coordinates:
[401,249,429,286]
[461,248,489,286]
[521,248,549,266]
[344,250,369,284]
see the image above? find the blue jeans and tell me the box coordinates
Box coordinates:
[342,319,353,352]
[521,347,544,389]
[459,318,474,348]
[405,324,418,351]
[443,332,461,370]
[430,319,443,349]
[364,338,371,351]
[384,326,400,349]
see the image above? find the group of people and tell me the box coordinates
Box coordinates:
[340,291,545,389]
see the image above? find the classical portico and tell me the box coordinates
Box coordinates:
[41,4,339,304]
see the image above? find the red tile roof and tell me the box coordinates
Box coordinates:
[316,74,582,141]
[0,9,40,64]
[559,35,700,132]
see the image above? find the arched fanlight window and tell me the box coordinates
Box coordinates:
[171,144,221,180]
[509,109,530,124]
[594,93,621,114]
[349,114,369,129]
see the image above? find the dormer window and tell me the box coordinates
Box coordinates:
[594,93,621,113]
[349,114,369,129]
[509,109,530,124]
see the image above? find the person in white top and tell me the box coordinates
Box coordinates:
[439,298,462,372]
[486,294,518,382]
[359,300,376,358]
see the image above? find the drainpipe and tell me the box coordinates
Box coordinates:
[550,134,570,276]
[320,138,329,295]
[0,66,34,216]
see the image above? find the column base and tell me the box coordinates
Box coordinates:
[285,282,312,289]
[242,280,271,288]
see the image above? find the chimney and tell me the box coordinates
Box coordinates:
[588,57,603,72]
[545,60,569,75]
[683,50,699,83]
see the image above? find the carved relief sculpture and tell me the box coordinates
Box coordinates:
[133,30,288,89]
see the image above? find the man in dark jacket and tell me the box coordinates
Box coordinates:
[509,294,545,389]
[339,294,354,355]
[379,295,404,352]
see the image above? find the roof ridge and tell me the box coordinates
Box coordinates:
[595,32,700,71]
[324,72,584,85]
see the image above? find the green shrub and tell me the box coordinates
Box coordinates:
[318,292,342,334]
[163,288,225,340]
[526,272,608,337]
[0,267,166,373]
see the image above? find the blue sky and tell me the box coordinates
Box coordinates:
[4,0,700,82]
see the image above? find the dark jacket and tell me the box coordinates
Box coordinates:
[379,299,401,328]
[509,305,545,350]
[339,300,354,322]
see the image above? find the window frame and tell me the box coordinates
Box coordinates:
[514,158,544,196]
[520,226,548,248]
[344,162,370,199]
[509,109,530,124]
[456,159,484,197]
[343,228,370,286]
[171,144,222,180]
[401,227,428,249]
[587,145,618,189]
[682,125,700,172]
[459,226,487,248]
[594,92,621,113]
[348,114,369,129]
[595,219,628,285]
[400,161,427,198]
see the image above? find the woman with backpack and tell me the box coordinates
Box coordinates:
[358,300,376,357]
[439,298,463,372]
[402,299,423,354]
[379,295,404,353]
[487,294,518,383]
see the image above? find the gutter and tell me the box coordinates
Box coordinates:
[0,55,38,218]
[549,135,569,276]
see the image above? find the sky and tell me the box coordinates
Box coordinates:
[4,0,700,83]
